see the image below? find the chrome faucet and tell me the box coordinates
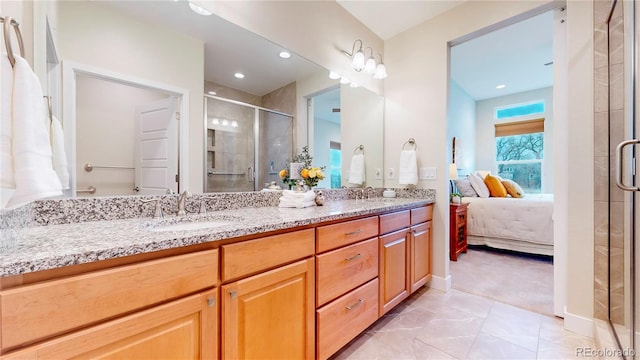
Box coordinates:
[365,186,375,200]
[177,190,191,216]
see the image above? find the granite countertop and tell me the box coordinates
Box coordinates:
[1,198,432,277]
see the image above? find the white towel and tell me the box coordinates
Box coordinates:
[50,115,69,189]
[6,55,62,207]
[1,54,14,189]
[278,200,316,208]
[348,153,365,185]
[398,149,418,185]
[281,190,316,202]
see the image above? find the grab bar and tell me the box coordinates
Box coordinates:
[77,186,97,194]
[84,163,134,172]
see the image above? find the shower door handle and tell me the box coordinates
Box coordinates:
[247,166,254,182]
[615,139,640,191]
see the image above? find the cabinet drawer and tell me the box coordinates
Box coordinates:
[379,210,410,234]
[411,204,433,225]
[316,278,379,360]
[222,228,314,282]
[1,249,218,351]
[316,216,378,253]
[316,238,378,307]
[455,212,467,227]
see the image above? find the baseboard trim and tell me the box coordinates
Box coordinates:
[429,274,452,292]
[564,307,594,338]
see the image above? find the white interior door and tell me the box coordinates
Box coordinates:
[135,97,179,195]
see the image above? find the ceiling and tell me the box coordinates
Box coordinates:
[99,0,553,101]
[337,1,554,100]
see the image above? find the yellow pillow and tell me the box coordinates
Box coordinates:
[484,174,508,197]
[501,179,525,198]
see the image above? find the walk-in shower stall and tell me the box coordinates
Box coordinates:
[203,95,294,192]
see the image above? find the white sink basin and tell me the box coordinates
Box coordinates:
[144,214,242,232]
[149,220,233,232]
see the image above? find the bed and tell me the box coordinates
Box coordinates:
[461,194,554,256]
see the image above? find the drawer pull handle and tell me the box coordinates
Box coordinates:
[345,229,362,236]
[207,297,216,307]
[230,290,237,299]
[345,299,364,310]
[345,253,362,261]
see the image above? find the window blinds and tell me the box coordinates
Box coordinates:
[495,118,544,137]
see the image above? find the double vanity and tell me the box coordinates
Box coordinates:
[0,189,434,359]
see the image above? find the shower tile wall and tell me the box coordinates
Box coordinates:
[593,0,625,323]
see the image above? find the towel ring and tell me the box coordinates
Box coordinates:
[402,138,417,150]
[1,16,24,68]
[353,145,364,155]
[44,96,53,126]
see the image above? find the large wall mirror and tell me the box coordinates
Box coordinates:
[45,0,384,196]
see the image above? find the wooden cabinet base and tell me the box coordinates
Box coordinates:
[0,290,218,359]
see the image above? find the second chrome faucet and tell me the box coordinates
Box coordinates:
[177,190,191,216]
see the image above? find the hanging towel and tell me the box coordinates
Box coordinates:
[1,55,14,189]
[6,55,62,207]
[50,115,70,189]
[398,149,418,185]
[348,153,365,185]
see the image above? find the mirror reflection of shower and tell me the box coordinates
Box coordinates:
[204,95,293,192]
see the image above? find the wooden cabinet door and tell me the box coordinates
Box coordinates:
[221,258,315,360]
[378,228,410,316]
[410,221,432,293]
[1,290,218,359]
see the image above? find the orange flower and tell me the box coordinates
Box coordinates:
[278,169,288,178]
[301,168,309,179]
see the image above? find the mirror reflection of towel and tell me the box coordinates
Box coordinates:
[398,150,418,185]
[50,115,70,189]
[348,154,365,185]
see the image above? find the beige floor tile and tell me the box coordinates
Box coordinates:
[480,302,542,351]
[467,333,537,359]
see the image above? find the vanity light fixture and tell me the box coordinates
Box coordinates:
[329,71,341,80]
[279,51,291,59]
[373,54,387,80]
[188,1,212,16]
[342,40,387,80]
[339,76,350,84]
[350,40,366,72]
[231,120,239,128]
[234,72,245,79]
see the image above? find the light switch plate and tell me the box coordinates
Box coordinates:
[375,168,382,180]
[419,167,437,180]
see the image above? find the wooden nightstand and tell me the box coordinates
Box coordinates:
[449,203,469,261]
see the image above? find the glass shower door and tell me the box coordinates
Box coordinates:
[257,109,294,189]
[204,97,255,192]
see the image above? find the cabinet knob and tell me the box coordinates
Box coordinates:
[345,299,364,310]
[207,297,216,307]
[229,290,237,299]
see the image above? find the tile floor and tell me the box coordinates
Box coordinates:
[331,286,598,360]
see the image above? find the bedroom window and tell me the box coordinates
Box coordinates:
[495,118,544,193]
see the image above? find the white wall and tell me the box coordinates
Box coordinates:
[447,81,476,176]
[56,1,204,192]
[475,87,554,193]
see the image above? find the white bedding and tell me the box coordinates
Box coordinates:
[462,194,554,252]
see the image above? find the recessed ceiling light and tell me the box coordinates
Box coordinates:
[279,51,291,59]
[208,91,217,95]
[188,2,212,16]
[496,84,506,89]
[234,72,245,79]
[329,71,340,80]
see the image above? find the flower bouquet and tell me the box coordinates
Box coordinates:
[279,146,326,190]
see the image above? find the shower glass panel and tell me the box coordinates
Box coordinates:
[204,95,294,192]
[204,97,255,192]
[257,109,294,188]
[609,0,636,356]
